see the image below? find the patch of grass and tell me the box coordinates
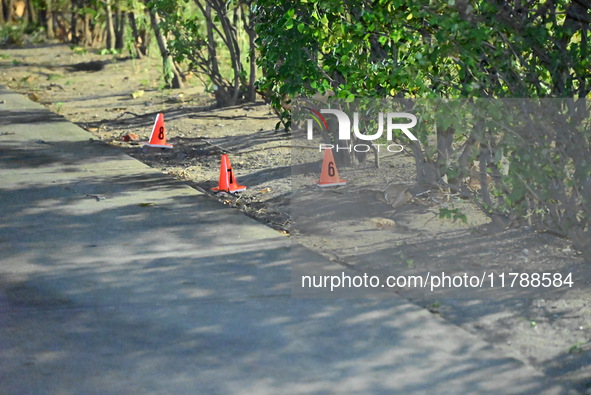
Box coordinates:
[47,74,62,81]
[19,75,34,86]
[0,53,10,59]
[395,252,414,268]
[70,46,87,55]
[0,25,25,46]
[439,207,468,224]
[568,342,584,354]
[99,48,121,56]
[427,300,442,314]
[1,24,45,47]
[55,102,64,113]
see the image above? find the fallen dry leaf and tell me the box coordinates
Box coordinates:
[27,92,40,102]
[368,217,396,229]
[121,133,139,142]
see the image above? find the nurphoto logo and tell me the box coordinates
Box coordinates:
[305,107,418,153]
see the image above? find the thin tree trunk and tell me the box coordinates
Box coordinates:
[128,11,146,57]
[5,0,14,22]
[203,2,227,104]
[95,25,106,46]
[105,0,116,49]
[437,126,454,176]
[409,141,439,186]
[25,0,36,25]
[479,142,492,208]
[240,1,256,102]
[247,30,256,102]
[84,13,93,45]
[70,0,78,43]
[227,4,241,104]
[212,0,241,105]
[149,8,183,89]
[45,0,55,38]
[114,10,125,49]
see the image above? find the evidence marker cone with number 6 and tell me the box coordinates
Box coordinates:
[142,113,173,148]
[315,148,347,187]
[212,154,247,193]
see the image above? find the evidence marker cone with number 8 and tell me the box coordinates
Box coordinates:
[315,148,347,187]
[142,113,173,148]
[212,154,247,193]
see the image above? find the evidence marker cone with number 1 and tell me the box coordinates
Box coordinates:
[315,148,347,187]
[212,154,247,193]
[142,113,173,148]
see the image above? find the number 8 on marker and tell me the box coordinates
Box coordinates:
[158,126,164,140]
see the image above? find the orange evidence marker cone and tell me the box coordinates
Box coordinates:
[212,154,247,193]
[315,148,347,187]
[142,113,173,148]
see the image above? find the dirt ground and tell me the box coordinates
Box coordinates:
[1,43,590,392]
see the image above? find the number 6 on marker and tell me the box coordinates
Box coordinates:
[328,161,336,177]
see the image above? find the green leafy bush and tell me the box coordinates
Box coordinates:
[255,0,591,252]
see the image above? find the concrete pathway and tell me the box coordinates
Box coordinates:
[0,87,571,394]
